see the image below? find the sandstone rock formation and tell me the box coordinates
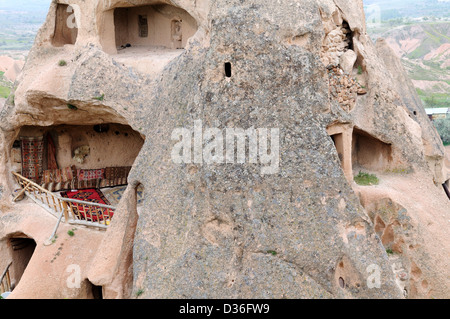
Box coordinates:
[0,56,25,83]
[0,0,448,299]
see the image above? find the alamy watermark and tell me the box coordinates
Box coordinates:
[66,264,81,289]
[66,4,81,29]
[366,264,381,289]
[365,4,382,28]
[171,120,280,175]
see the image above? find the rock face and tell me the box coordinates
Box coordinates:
[0,0,448,299]
[375,38,446,182]
[0,56,25,82]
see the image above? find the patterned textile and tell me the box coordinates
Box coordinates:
[46,134,58,170]
[60,189,114,222]
[42,167,73,184]
[41,167,74,192]
[77,169,105,181]
[73,178,102,190]
[20,136,45,183]
[37,164,132,191]
[71,169,104,190]
[102,184,144,206]
[100,166,131,188]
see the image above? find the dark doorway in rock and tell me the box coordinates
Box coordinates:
[225,62,232,78]
[352,128,393,171]
[52,4,78,47]
[138,15,149,38]
[90,282,103,299]
[92,284,103,299]
[342,20,354,51]
[8,236,36,290]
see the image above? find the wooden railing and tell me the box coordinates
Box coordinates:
[0,262,12,295]
[12,172,115,229]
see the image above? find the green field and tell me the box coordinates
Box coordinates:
[0,1,50,52]
[416,89,450,108]
[364,0,450,20]
[367,20,450,109]
[0,86,10,98]
[0,71,12,98]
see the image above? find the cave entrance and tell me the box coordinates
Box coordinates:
[85,280,103,299]
[11,123,145,218]
[352,128,393,171]
[52,4,78,47]
[99,2,198,75]
[328,124,394,183]
[8,235,36,291]
[113,4,197,51]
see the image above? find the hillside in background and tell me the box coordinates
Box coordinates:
[0,0,51,59]
[364,0,450,109]
[0,0,448,110]
[364,0,450,20]
[0,0,50,105]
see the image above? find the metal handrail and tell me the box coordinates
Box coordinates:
[12,172,116,229]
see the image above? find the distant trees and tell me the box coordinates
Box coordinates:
[434,118,450,145]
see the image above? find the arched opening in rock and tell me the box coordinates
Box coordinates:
[100,1,198,75]
[338,276,345,288]
[51,4,78,47]
[341,20,353,51]
[85,280,103,299]
[352,128,393,172]
[10,123,145,218]
[113,3,197,50]
[334,256,362,293]
[224,62,232,78]
[7,235,36,291]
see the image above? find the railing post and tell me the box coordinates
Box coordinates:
[12,172,117,230]
[44,210,65,246]
[62,201,70,222]
[0,262,12,295]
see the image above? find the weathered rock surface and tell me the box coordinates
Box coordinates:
[376,38,446,183]
[0,0,448,299]
[0,56,24,82]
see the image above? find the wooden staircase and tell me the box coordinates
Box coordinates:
[10,238,33,251]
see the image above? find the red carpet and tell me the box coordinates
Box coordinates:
[60,189,114,222]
